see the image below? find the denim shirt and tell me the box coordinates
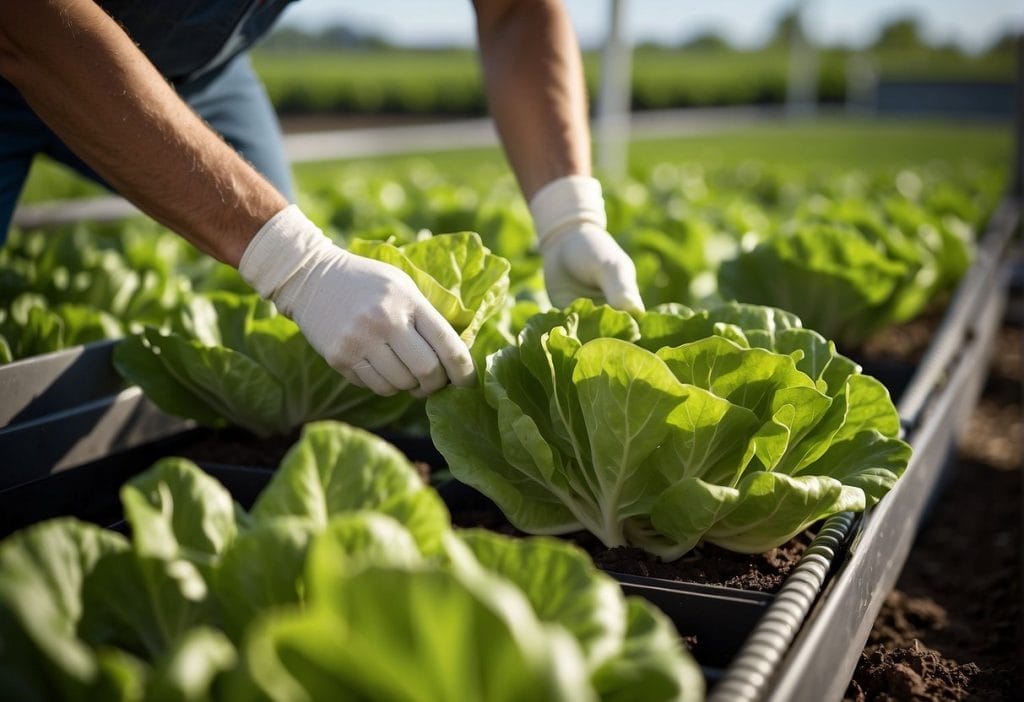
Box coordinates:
[96,0,295,84]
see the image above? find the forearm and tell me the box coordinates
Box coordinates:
[0,0,286,266]
[474,0,591,200]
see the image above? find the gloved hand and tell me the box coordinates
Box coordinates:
[239,205,475,397]
[529,175,644,312]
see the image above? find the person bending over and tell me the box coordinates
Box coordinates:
[0,0,644,396]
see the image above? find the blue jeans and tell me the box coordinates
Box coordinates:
[0,51,294,243]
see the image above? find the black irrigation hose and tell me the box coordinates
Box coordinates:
[708,512,856,702]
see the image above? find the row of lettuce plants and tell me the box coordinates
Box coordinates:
[0,157,991,563]
[0,159,1002,362]
[0,158,988,559]
[0,421,703,701]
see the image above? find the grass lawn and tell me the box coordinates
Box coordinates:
[293,117,1013,192]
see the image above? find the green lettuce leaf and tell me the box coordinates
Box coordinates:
[453,528,703,702]
[429,300,910,559]
[718,223,911,347]
[593,599,704,702]
[348,231,510,347]
[242,563,593,702]
[0,519,129,701]
[121,459,242,571]
[250,421,425,528]
[212,517,314,642]
[78,553,214,660]
[457,529,627,670]
[144,627,236,702]
[113,293,411,437]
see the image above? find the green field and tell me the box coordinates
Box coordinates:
[5,117,1011,367]
[16,118,1013,207]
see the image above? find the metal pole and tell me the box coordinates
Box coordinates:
[596,0,632,180]
[785,0,818,119]
[844,54,877,116]
[1015,32,1022,198]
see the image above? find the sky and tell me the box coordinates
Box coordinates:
[276,0,1023,53]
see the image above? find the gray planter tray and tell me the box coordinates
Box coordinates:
[0,340,194,489]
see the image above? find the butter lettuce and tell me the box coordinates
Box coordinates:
[348,231,510,347]
[427,300,910,560]
[0,293,123,361]
[114,292,410,437]
[114,232,510,437]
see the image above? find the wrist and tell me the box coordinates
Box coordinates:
[238,204,337,301]
[528,175,607,248]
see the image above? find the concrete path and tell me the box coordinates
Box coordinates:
[283,105,783,162]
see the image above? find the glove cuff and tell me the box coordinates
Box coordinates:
[239,204,335,300]
[528,175,607,246]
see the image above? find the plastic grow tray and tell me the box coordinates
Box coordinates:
[0,339,195,490]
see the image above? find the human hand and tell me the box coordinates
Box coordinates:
[239,205,475,396]
[529,176,644,312]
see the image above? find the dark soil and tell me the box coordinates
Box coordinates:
[174,426,433,484]
[850,643,979,702]
[845,322,1023,701]
[175,427,300,468]
[572,529,811,592]
[856,306,947,367]
[448,495,811,592]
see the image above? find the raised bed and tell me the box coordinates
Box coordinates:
[0,195,1018,698]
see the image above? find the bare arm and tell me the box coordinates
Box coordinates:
[473,0,644,313]
[0,0,287,266]
[0,1,477,395]
[473,0,591,200]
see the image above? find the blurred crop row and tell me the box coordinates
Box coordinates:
[2,121,1008,364]
[250,18,1016,117]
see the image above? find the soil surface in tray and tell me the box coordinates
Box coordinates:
[174,428,300,468]
[450,500,812,593]
[845,323,1023,701]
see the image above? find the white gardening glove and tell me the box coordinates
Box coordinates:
[239,205,475,397]
[529,175,644,312]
